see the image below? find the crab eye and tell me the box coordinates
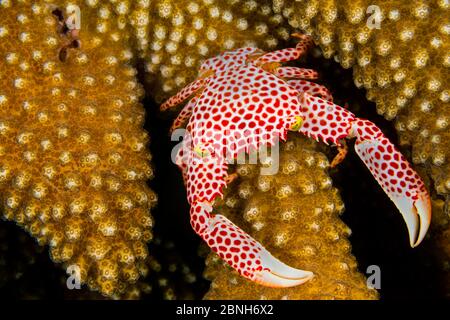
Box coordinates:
[194,146,210,158]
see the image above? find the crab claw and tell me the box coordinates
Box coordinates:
[207,213,314,288]
[189,200,313,288]
[391,192,431,247]
[413,193,432,247]
[352,119,432,247]
[253,248,314,287]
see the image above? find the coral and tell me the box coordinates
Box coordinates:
[204,134,378,299]
[63,234,206,300]
[125,0,292,101]
[0,1,156,297]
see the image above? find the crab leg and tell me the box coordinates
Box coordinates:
[169,96,197,134]
[276,67,319,80]
[330,141,348,168]
[254,33,314,65]
[160,77,207,111]
[179,141,313,287]
[287,79,333,101]
[297,93,431,247]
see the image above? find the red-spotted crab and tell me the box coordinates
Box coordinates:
[160,34,431,287]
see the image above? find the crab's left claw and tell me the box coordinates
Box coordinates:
[205,211,314,288]
[352,119,432,247]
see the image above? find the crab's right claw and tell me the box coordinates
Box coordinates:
[390,192,431,248]
[352,119,432,247]
[253,248,314,288]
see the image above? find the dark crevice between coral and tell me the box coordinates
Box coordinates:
[0,220,68,299]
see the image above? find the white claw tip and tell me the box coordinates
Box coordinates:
[254,249,314,288]
[255,270,314,288]
[410,194,432,248]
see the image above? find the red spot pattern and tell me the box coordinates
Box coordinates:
[287,79,333,101]
[254,37,313,65]
[187,64,300,159]
[276,67,319,80]
[190,203,263,280]
[174,131,228,204]
[186,154,228,204]
[298,93,355,145]
[200,47,261,74]
[170,95,197,133]
[161,77,206,111]
[353,119,427,200]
